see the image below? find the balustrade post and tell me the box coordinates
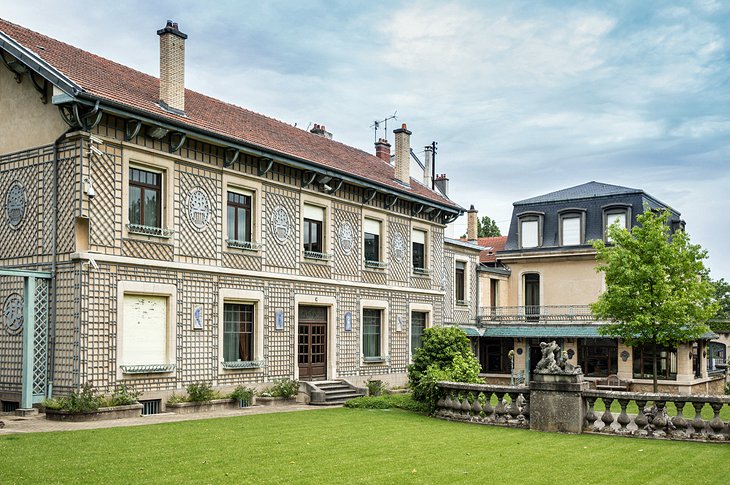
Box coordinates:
[584,396,598,430]
[671,401,688,438]
[653,401,667,437]
[601,398,615,433]
[709,402,725,439]
[483,392,494,422]
[691,402,706,437]
[471,392,483,421]
[507,391,521,422]
[616,399,631,433]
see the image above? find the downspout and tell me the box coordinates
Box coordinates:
[48,128,72,396]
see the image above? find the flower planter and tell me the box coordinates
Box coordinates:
[255,396,296,407]
[45,403,143,422]
[166,398,239,414]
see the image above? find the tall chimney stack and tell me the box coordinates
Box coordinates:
[375,138,391,162]
[423,145,433,186]
[393,123,411,186]
[434,173,449,197]
[157,20,187,114]
[467,205,478,243]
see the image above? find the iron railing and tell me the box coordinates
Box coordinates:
[126,224,174,238]
[303,250,332,261]
[365,260,389,270]
[413,267,432,276]
[477,305,594,323]
[226,239,263,251]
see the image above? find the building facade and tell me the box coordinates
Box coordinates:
[0,19,465,408]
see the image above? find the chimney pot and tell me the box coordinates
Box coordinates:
[157,20,187,113]
[375,138,391,162]
[423,145,433,187]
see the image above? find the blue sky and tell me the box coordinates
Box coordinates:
[4,0,729,278]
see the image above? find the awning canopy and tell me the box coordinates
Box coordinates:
[482,325,605,338]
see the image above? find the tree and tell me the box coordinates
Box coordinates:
[478,215,502,237]
[710,278,730,320]
[591,209,717,392]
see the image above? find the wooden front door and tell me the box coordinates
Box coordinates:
[298,306,327,381]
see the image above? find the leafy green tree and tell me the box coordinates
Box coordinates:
[710,278,730,320]
[478,216,502,237]
[592,209,717,392]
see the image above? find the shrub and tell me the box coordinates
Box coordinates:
[366,379,387,397]
[42,383,105,413]
[269,378,299,398]
[407,327,482,410]
[344,393,429,413]
[229,385,255,405]
[109,384,141,406]
[186,381,219,403]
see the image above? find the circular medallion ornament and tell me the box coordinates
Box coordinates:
[3,293,23,335]
[6,181,26,230]
[187,188,211,231]
[392,232,405,263]
[270,205,291,244]
[338,221,354,255]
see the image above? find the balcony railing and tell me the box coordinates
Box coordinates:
[303,250,333,261]
[477,305,595,323]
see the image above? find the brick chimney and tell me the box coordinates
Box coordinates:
[393,124,411,186]
[157,20,187,114]
[375,138,391,162]
[467,205,478,243]
[434,173,449,197]
[423,145,433,186]
[310,123,333,139]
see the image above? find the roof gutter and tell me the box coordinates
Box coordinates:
[60,91,462,217]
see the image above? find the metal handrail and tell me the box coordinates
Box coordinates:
[126,223,174,238]
[478,305,595,323]
[303,250,333,261]
[226,239,263,251]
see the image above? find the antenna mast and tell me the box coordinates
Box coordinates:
[370,111,398,142]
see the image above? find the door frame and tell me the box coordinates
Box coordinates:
[294,295,337,381]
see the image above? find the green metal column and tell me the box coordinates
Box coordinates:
[20,276,36,409]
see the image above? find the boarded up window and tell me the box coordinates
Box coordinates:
[122,295,168,365]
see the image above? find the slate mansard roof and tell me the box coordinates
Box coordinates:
[502,181,682,252]
[0,18,461,213]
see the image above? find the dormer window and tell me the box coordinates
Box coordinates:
[603,205,631,242]
[518,212,543,249]
[558,209,585,246]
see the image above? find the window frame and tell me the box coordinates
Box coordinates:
[301,197,332,262]
[223,176,263,254]
[128,167,162,228]
[222,302,255,363]
[558,209,586,247]
[602,204,632,242]
[226,190,252,245]
[517,212,544,249]
[303,217,323,253]
[454,259,467,305]
[577,338,618,377]
[478,337,514,374]
[408,303,432,361]
[361,299,389,364]
[632,344,677,380]
[218,289,264,373]
[411,225,430,275]
[123,151,174,240]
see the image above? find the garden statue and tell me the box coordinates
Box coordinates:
[535,340,582,375]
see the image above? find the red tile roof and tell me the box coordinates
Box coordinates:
[0,18,460,211]
[475,236,508,263]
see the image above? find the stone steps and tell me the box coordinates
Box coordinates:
[303,380,366,406]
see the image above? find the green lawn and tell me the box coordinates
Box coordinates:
[1,408,728,484]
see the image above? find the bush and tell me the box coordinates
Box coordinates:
[407,327,482,410]
[366,379,387,397]
[186,381,219,403]
[344,393,428,413]
[269,378,299,399]
[229,385,255,405]
[109,384,141,406]
[42,383,106,413]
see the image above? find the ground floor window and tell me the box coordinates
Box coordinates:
[122,294,169,367]
[410,312,427,357]
[479,338,513,374]
[223,303,254,362]
[632,345,677,380]
[578,338,618,377]
[363,309,382,358]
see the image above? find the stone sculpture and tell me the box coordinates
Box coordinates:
[535,340,582,375]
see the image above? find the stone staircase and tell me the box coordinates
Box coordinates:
[302,380,366,406]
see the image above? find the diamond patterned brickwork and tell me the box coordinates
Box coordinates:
[56,143,80,255]
[332,203,360,279]
[176,164,220,264]
[122,239,174,261]
[88,142,122,252]
[222,252,263,272]
[262,186,298,273]
[177,272,217,384]
[335,289,359,376]
[264,283,295,379]
[80,263,116,391]
[32,278,50,396]
[431,226,445,291]
[50,264,80,393]
[443,250,454,322]
[301,262,331,280]
[387,217,410,285]
[362,270,386,286]
[0,276,24,392]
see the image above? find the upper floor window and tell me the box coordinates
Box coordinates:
[412,229,427,271]
[455,261,466,304]
[559,211,584,246]
[519,214,542,248]
[129,167,161,228]
[227,191,252,244]
[364,218,381,264]
[303,204,324,255]
[603,205,630,242]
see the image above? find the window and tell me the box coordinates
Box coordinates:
[490,279,499,308]
[524,273,540,321]
[303,204,324,255]
[455,261,466,304]
[518,213,543,248]
[364,218,381,265]
[603,206,630,242]
[632,345,677,380]
[227,191,252,244]
[578,338,617,377]
[412,229,426,271]
[560,214,582,246]
[223,303,254,362]
[362,309,382,359]
[410,311,427,357]
[479,338,513,374]
[129,167,161,228]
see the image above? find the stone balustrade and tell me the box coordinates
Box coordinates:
[435,381,530,428]
[583,390,730,441]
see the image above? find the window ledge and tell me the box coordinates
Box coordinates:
[304,251,332,261]
[363,356,388,363]
[456,300,469,307]
[226,239,263,251]
[222,360,264,370]
[365,260,389,270]
[120,364,176,374]
[126,224,174,239]
[412,267,432,277]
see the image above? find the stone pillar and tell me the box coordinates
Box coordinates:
[529,373,588,434]
[617,341,632,381]
[513,340,527,374]
[676,343,693,383]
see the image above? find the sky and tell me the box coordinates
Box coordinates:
[3,0,729,279]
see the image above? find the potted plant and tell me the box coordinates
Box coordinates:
[229,385,255,408]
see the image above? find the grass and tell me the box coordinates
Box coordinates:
[1,408,729,484]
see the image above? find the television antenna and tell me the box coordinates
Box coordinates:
[370,111,397,142]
